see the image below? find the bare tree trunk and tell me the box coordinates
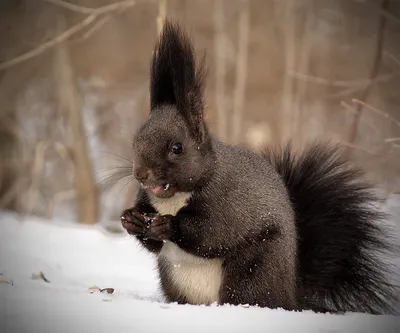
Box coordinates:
[130,0,168,210]
[232,0,250,145]
[0,111,18,211]
[141,0,168,122]
[157,0,168,36]
[346,0,389,157]
[280,0,297,144]
[0,62,39,212]
[292,0,315,144]
[54,16,99,224]
[214,0,228,142]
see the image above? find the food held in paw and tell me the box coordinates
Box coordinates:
[143,213,158,228]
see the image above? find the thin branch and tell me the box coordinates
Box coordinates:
[43,0,100,14]
[72,15,113,42]
[340,101,380,135]
[0,14,94,71]
[384,137,400,149]
[328,86,363,99]
[389,142,400,148]
[339,141,380,155]
[287,70,400,88]
[0,0,138,71]
[380,8,400,24]
[43,0,137,15]
[385,137,400,143]
[384,50,400,68]
[352,99,400,129]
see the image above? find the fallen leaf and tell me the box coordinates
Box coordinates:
[31,272,50,283]
[88,286,101,294]
[0,280,13,285]
[100,288,114,294]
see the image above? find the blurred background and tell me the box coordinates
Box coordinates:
[0,0,399,227]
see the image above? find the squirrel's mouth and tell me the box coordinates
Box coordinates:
[140,182,176,198]
[139,179,177,198]
[150,183,170,194]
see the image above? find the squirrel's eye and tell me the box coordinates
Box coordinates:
[171,142,183,155]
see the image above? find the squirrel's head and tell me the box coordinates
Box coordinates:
[132,20,215,199]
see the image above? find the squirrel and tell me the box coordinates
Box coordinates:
[120,20,398,314]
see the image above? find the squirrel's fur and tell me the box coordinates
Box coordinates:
[122,20,398,314]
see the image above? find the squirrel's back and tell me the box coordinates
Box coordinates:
[206,140,295,230]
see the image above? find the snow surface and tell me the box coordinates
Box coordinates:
[1,197,400,333]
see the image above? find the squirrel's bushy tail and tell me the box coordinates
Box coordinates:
[264,141,398,314]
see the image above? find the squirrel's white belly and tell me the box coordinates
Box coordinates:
[151,191,223,305]
[159,241,223,305]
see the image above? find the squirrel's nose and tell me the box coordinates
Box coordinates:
[135,167,149,182]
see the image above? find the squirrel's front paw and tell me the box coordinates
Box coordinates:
[144,215,174,241]
[120,209,149,236]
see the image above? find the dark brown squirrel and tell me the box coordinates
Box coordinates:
[120,19,398,314]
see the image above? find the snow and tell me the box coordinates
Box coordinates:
[1,197,400,333]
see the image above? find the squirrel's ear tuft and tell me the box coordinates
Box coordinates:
[150,19,208,142]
